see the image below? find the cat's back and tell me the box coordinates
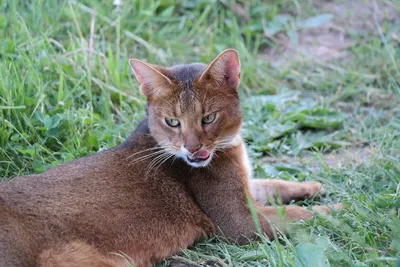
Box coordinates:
[0,119,153,210]
[0,149,130,216]
[0,117,203,230]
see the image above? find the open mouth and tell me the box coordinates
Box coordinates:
[186,149,211,164]
[187,154,210,163]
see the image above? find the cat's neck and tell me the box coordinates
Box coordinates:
[215,135,253,180]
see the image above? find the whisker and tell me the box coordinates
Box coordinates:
[145,152,172,176]
[125,139,170,161]
[146,152,170,171]
[129,150,167,165]
[125,146,165,160]
[153,153,174,175]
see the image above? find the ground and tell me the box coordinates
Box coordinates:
[0,0,399,266]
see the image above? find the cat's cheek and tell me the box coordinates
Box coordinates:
[219,115,241,136]
[202,121,222,136]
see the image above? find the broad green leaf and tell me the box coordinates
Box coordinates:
[295,243,330,267]
[297,14,334,29]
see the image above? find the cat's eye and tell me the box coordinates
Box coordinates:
[202,113,216,124]
[165,118,180,127]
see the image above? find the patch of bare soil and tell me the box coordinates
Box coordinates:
[303,146,375,169]
[263,0,399,66]
[260,1,396,170]
[262,146,375,170]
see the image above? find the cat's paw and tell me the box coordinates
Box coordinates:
[312,203,343,215]
[303,181,326,198]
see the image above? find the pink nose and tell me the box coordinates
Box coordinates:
[184,144,201,154]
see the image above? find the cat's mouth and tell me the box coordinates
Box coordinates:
[187,149,210,163]
[184,149,213,167]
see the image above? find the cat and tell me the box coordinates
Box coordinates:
[0,49,340,267]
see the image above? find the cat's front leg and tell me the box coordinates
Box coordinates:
[249,179,326,206]
[187,170,275,243]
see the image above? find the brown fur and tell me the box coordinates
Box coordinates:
[0,49,339,267]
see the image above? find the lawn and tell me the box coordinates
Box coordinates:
[0,0,399,266]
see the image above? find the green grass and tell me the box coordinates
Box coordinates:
[1,0,399,266]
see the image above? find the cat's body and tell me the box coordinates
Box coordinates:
[1,119,215,267]
[0,50,336,267]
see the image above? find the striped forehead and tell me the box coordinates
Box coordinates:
[168,63,207,113]
[179,81,197,113]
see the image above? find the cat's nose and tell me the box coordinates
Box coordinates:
[184,144,201,154]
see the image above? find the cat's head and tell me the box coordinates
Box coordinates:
[129,49,242,168]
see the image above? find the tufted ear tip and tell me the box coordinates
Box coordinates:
[129,59,150,85]
[128,58,172,99]
[199,49,241,90]
[221,48,239,60]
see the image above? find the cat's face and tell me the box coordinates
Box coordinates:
[130,49,242,167]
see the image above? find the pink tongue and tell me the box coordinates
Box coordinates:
[191,149,210,159]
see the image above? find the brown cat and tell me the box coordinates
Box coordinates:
[0,49,339,267]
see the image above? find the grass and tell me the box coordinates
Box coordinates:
[0,0,399,266]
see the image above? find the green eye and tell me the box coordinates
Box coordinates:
[202,113,216,124]
[165,118,180,127]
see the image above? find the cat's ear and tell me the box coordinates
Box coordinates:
[199,49,240,90]
[129,59,172,99]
